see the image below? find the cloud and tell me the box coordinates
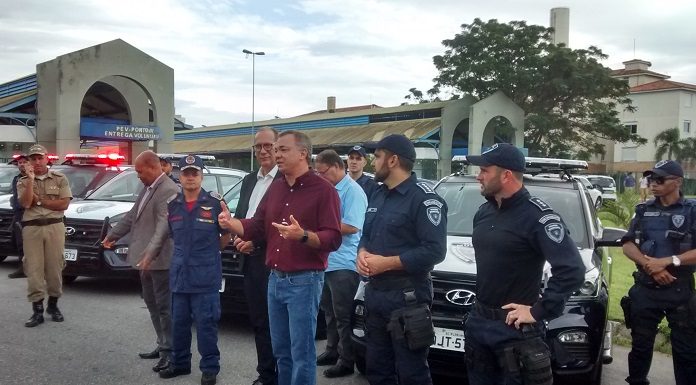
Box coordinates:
[1,0,695,127]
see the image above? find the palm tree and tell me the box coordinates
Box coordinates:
[653,127,681,161]
[599,190,640,229]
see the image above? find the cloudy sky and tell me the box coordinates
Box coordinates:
[2,0,694,128]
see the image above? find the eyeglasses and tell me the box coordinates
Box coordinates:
[647,176,678,185]
[253,143,274,152]
[315,166,331,176]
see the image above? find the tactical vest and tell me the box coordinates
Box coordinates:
[636,199,696,274]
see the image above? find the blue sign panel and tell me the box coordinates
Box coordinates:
[80,119,161,141]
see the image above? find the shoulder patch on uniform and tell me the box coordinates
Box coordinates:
[209,191,223,200]
[529,197,552,211]
[544,223,565,243]
[423,198,443,208]
[426,206,442,226]
[539,213,561,224]
[416,182,435,194]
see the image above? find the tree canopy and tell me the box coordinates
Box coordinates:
[413,18,646,158]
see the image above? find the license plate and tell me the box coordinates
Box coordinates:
[431,327,465,352]
[219,278,226,293]
[63,248,78,262]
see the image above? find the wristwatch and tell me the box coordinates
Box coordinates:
[36,200,42,207]
[672,255,681,267]
[300,230,309,243]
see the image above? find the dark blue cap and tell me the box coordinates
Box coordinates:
[159,155,173,164]
[179,154,205,171]
[364,134,416,162]
[348,145,367,158]
[466,143,525,172]
[644,160,683,178]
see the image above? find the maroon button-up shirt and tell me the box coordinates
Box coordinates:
[240,170,342,272]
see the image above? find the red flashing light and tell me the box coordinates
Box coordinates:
[63,153,125,165]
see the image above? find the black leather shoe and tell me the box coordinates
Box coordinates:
[323,364,354,378]
[316,351,338,366]
[152,357,169,372]
[158,366,191,379]
[138,348,160,359]
[8,269,25,279]
[251,378,276,385]
[46,307,64,322]
[201,372,217,385]
[25,312,44,328]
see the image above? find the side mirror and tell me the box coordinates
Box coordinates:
[596,227,627,247]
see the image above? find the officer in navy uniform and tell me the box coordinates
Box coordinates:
[347,145,378,200]
[159,155,180,185]
[621,160,696,385]
[465,144,584,385]
[357,134,447,385]
[159,155,232,385]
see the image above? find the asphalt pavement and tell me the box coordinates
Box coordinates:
[0,258,675,385]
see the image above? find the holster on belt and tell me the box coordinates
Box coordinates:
[387,290,435,351]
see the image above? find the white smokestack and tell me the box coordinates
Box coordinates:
[550,7,570,47]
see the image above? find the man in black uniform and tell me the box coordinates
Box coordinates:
[357,134,447,385]
[465,143,584,385]
[621,160,696,385]
[347,145,378,200]
[8,154,28,278]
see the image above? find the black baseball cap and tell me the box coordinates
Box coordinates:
[159,155,173,164]
[363,134,416,162]
[643,160,683,178]
[466,143,525,172]
[348,145,367,158]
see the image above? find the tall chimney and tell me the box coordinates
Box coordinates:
[550,7,570,47]
[327,96,336,113]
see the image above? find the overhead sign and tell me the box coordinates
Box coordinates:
[80,120,161,141]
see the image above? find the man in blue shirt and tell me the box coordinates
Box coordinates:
[159,155,232,385]
[347,145,378,200]
[314,150,367,378]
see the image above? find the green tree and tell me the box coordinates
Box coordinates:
[653,127,682,161]
[413,18,646,158]
[598,190,640,229]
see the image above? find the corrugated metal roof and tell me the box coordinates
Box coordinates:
[174,118,441,154]
[0,89,37,111]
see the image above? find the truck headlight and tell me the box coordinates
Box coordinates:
[574,267,599,297]
[558,330,589,344]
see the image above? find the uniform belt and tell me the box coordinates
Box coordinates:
[473,301,510,321]
[270,269,321,278]
[21,217,63,227]
[634,270,695,290]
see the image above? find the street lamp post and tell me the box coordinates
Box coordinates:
[242,49,265,171]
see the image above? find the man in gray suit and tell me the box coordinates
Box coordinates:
[102,150,179,373]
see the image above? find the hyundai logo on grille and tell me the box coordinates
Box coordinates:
[65,227,76,236]
[445,289,476,306]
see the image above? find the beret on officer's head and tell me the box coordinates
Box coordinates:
[466,143,525,173]
[179,155,205,171]
[643,159,683,178]
[363,134,416,162]
[348,145,368,158]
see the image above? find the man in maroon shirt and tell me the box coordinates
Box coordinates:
[218,130,342,385]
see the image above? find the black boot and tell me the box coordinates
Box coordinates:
[25,300,44,327]
[8,267,26,279]
[46,296,64,322]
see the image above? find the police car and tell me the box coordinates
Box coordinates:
[60,155,247,283]
[350,157,626,384]
[0,153,128,262]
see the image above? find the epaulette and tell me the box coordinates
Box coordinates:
[529,196,552,212]
[49,170,65,177]
[416,182,435,194]
[209,191,223,201]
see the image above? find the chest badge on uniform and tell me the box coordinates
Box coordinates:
[200,211,212,219]
[672,214,685,228]
[545,223,565,243]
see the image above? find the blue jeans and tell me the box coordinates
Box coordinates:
[268,270,324,385]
